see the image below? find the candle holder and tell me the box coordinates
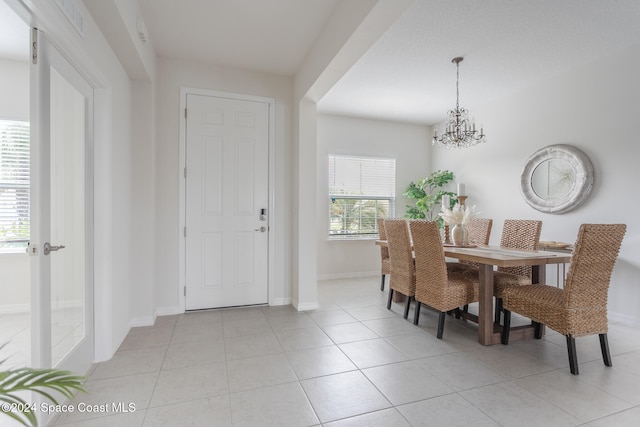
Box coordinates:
[455,195,469,246]
[444,224,451,244]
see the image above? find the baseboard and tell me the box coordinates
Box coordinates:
[269,297,291,306]
[129,315,156,328]
[292,300,319,311]
[609,311,640,328]
[317,271,378,281]
[156,306,182,316]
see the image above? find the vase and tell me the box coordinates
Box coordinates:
[451,224,468,246]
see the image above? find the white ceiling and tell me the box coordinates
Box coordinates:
[139,0,339,76]
[137,0,640,125]
[318,0,640,125]
[4,1,640,127]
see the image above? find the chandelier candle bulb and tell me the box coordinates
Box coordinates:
[457,183,465,196]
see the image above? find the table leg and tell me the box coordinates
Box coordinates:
[532,264,545,285]
[478,264,494,345]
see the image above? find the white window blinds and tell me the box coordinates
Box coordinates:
[0,120,30,248]
[328,155,395,238]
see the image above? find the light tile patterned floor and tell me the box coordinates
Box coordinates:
[33,277,640,426]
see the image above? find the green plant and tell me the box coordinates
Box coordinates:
[1,344,86,427]
[403,170,457,224]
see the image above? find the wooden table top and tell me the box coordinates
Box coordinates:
[376,240,571,267]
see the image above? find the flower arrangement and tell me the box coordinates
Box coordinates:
[439,203,478,226]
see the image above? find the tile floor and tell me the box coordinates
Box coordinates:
[31,277,640,425]
[0,307,85,370]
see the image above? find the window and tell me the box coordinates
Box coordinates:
[0,120,30,250]
[328,154,395,239]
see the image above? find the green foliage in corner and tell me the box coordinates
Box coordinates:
[403,170,457,223]
[0,343,86,427]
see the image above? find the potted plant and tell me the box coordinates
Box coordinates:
[0,343,85,427]
[403,170,457,226]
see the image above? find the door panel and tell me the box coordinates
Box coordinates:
[185,94,268,309]
[31,29,93,374]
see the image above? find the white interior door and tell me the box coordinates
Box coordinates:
[185,94,269,310]
[30,29,93,374]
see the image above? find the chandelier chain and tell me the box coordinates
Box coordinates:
[455,59,460,112]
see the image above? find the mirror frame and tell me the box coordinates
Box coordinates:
[520,144,594,214]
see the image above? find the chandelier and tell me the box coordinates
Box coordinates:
[433,57,486,149]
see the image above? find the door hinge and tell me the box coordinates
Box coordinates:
[184,108,187,119]
[31,28,38,65]
[184,286,186,296]
[184,167,187,178]
[184,226,186,237]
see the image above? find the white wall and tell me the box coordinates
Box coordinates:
[154,57,293,313]
[316,114,429,278]
[293,0,413,309]
[0,58,29,119]
[431,44,640,326]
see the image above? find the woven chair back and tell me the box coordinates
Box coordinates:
[377,218,389,261]
[409,220,448,302]
[498,219,542,278]
[563,224,626,309]
[384,219,415,296]
[467,218,493,245]
[460,218,493,268]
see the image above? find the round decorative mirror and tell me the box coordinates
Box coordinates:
[520,144,594,214]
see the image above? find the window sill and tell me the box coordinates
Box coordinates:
[0,250,28,256]
[327,236,379,242]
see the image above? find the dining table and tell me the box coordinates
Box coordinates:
[376,240,572,345]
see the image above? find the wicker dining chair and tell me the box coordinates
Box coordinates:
[377,218,391,291]
[409,220,479,338]
[492,219,543,323]
[384,219,415,319]
[501,224,626,375]
[447,217,493,273]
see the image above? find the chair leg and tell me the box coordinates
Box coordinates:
[463,304,469,313]
[494,297,503,324]
[413,301,421,325]
[403,296,412,319]
[454,307,461,319]
[501,309,511,345]
[533,321,543,339]
[566,335,579,375]
[599,333,612,367]
[387,289,394,310]
[380,274,386,291]
[436,312,446,339]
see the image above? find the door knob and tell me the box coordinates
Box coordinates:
[254,226,267,232]
[43,242,66,255]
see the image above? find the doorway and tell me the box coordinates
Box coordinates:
[182,90,273,310]
[30,28,94,375]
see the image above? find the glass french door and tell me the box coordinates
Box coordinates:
[30,28,94,374]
